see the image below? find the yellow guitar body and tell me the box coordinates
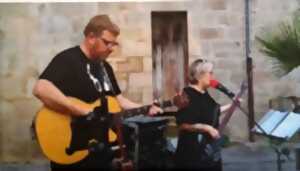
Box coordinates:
[35,96,120,165]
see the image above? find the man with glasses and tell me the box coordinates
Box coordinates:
[33,15,162,171]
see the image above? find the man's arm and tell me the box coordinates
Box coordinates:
[115,94,162,115]
[33,79,90,117]
[115,94,142,109]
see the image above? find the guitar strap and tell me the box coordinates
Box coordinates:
[99,61,116,96]
[97,62,108,115]
[100,62,133,166]
[212,104,221,128]
[87,62,108,114]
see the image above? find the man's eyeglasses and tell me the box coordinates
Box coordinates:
[99,37,119,48]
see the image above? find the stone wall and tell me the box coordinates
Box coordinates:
[0,0,299,163]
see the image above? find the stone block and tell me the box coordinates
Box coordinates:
[0,28,4,50]
[116,56,143,73]
[230,70,246,85]
[189,30,202,55]
[128,73,152,89]
[199,41,213,57]
[0,4,30,18]
[190,11,227,27]
[213,69,231,83]
[13,99,40,122]
[215,51,231,58]
[212,40,241,52]
[29,141,47,163]
[143,57,153,73]
[204,0,227,10]
[221,13,244,26]
[1,100,31,162]
[215,58,241,70]
[227,0,245,12]
[50,3,98,18]
[119,35,149,57]
[116,60,131,73]
[200,28,224,39]
[109,45,122,58]
[225,111,249,141]
[120,11,148,30]
[224,27,245,41]
[253,70,272,83]
[137,1,188,12]
[123,90,143,104]
[0,76,26,100]
[142,87,154,104]
[115,72,129,92]
[118,79,128,92]
[115,72,129,82]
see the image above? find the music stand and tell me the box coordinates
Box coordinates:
[252,109,300,171]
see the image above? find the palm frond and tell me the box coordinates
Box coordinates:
[256,10,300,77]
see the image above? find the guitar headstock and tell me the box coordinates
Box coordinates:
[241,80,248,90]
[239,80,248,96]
[233,80,248,101]
[172,91,189,109]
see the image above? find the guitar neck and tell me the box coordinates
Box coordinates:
[218,81,247,132]
[119,100,173,119]
[218,95,242,132]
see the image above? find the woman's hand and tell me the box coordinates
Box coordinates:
[221,97,243,113]
[194,124,220,139]
[206,125,221,139]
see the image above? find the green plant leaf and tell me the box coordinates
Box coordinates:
[256,10,300,77]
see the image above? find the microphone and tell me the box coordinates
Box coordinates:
[210,79,235,99]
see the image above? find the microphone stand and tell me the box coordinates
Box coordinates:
[226,96,291,171]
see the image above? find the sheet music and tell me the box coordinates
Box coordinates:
[254,110,288,134]
[253,110,300,140]
[271,112,300,139]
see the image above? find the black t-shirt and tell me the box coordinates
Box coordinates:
[40,46,121,170]
[40,46,121,102]
[175,86,220,163]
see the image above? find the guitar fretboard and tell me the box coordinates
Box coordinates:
[119,100,173,119]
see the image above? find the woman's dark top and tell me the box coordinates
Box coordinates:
[175,86,222,170]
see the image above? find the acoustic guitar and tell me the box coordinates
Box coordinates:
[34,95,188,165]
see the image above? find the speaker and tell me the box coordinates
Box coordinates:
[122,117,175,170]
